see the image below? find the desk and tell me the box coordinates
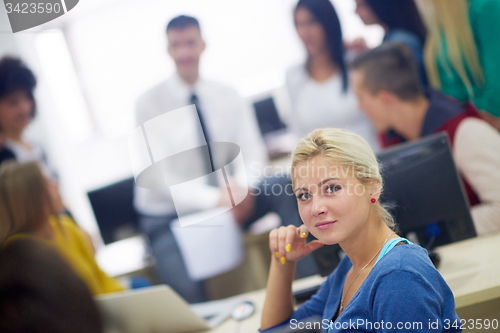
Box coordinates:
[204,275,325,333]
[208,232,500,333]
[435,231,500,331]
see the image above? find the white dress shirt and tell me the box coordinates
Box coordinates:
[134,73,268,216]
[453,117,500,234]
[286,64,381,152]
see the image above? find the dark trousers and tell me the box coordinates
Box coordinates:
[138,214,208,303]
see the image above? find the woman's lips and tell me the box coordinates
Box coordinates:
[315,220,337,230]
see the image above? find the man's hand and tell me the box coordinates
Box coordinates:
[345,37,369,53]
[216,181,255,226]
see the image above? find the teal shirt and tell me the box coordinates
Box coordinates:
[436,0,500,117]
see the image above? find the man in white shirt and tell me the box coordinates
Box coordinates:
[134,15,268,303]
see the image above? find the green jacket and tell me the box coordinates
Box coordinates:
[436,0,500,117]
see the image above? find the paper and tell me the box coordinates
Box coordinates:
[170,208,244,281]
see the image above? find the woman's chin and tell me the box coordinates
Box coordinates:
[315,233,341,246]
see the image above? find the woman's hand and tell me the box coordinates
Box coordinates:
[345,37,369,53]
[269,224,324,264]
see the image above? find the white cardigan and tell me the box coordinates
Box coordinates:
[454,117,500,235]
[285,64,380,152]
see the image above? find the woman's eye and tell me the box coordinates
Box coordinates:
[297,193,311,201]
[326,184,341,194]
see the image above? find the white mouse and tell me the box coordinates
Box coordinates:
[231,301,255,321]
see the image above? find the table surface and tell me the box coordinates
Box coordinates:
[206,231,500,333]
[203,275,325,333]
[435,231,500,309]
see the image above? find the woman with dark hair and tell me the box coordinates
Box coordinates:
[286,0,380,152]
[0,56,54,174]
[353,0,428,85]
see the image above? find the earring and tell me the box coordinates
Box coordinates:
[371,198,376,203]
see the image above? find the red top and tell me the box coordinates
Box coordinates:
[380,90,483,207]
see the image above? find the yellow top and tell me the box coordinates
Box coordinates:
[5,215,124,295]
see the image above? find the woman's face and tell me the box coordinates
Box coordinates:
[0,90,33,134]
[354,0,380,26]
[294,7,328,57]
[293,155,375,245]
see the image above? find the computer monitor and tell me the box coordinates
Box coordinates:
[87,177,139,244]
[377,132,476,248]
[253,97,286,135]
[311,132,476,276]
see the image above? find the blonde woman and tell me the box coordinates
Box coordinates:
[418,0,500,130]
[0,161,124,295]
[260,129,460,332]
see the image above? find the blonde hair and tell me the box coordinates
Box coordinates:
[0,161,57,244]
[418,0,484,97]
[291,128,395,229]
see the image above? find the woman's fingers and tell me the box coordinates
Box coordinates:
[305,240,324,254]
[284,225,297,255]
[277,227,289,264]
[269,225,322,264]
[269,228,279,259]
[298,224,309,240]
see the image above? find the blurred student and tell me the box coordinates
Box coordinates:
[0,57,52,174]
[352,0,428,85]
[0,238,103,333]
[351,43,500,234]
[0,56,68,219]
[134,15,267,303]
[286,0,380,152]
[419,0,500,130]
[0,161,124,295]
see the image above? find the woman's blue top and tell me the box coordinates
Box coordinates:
[264,242,461,332]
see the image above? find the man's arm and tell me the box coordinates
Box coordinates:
[454,118,500,234]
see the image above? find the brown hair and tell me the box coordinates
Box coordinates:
[351,42,424,101]
[0,238,102,333]
[0,161,57,244]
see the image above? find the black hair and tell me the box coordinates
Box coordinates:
[351,42,424,101]
[365,0,426,45]
[295,0,348,92]
[0,56,37,118]
[166,15,200,32]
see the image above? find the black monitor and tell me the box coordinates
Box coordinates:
[87,177,139,244]
[253,97,286,135]
[311,132,476,276]
[377,132,476,248]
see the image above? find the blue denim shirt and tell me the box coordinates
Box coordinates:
[384,29,428,86]
[263,244,461,332]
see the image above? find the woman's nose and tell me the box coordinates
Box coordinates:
[311,197,327,217]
